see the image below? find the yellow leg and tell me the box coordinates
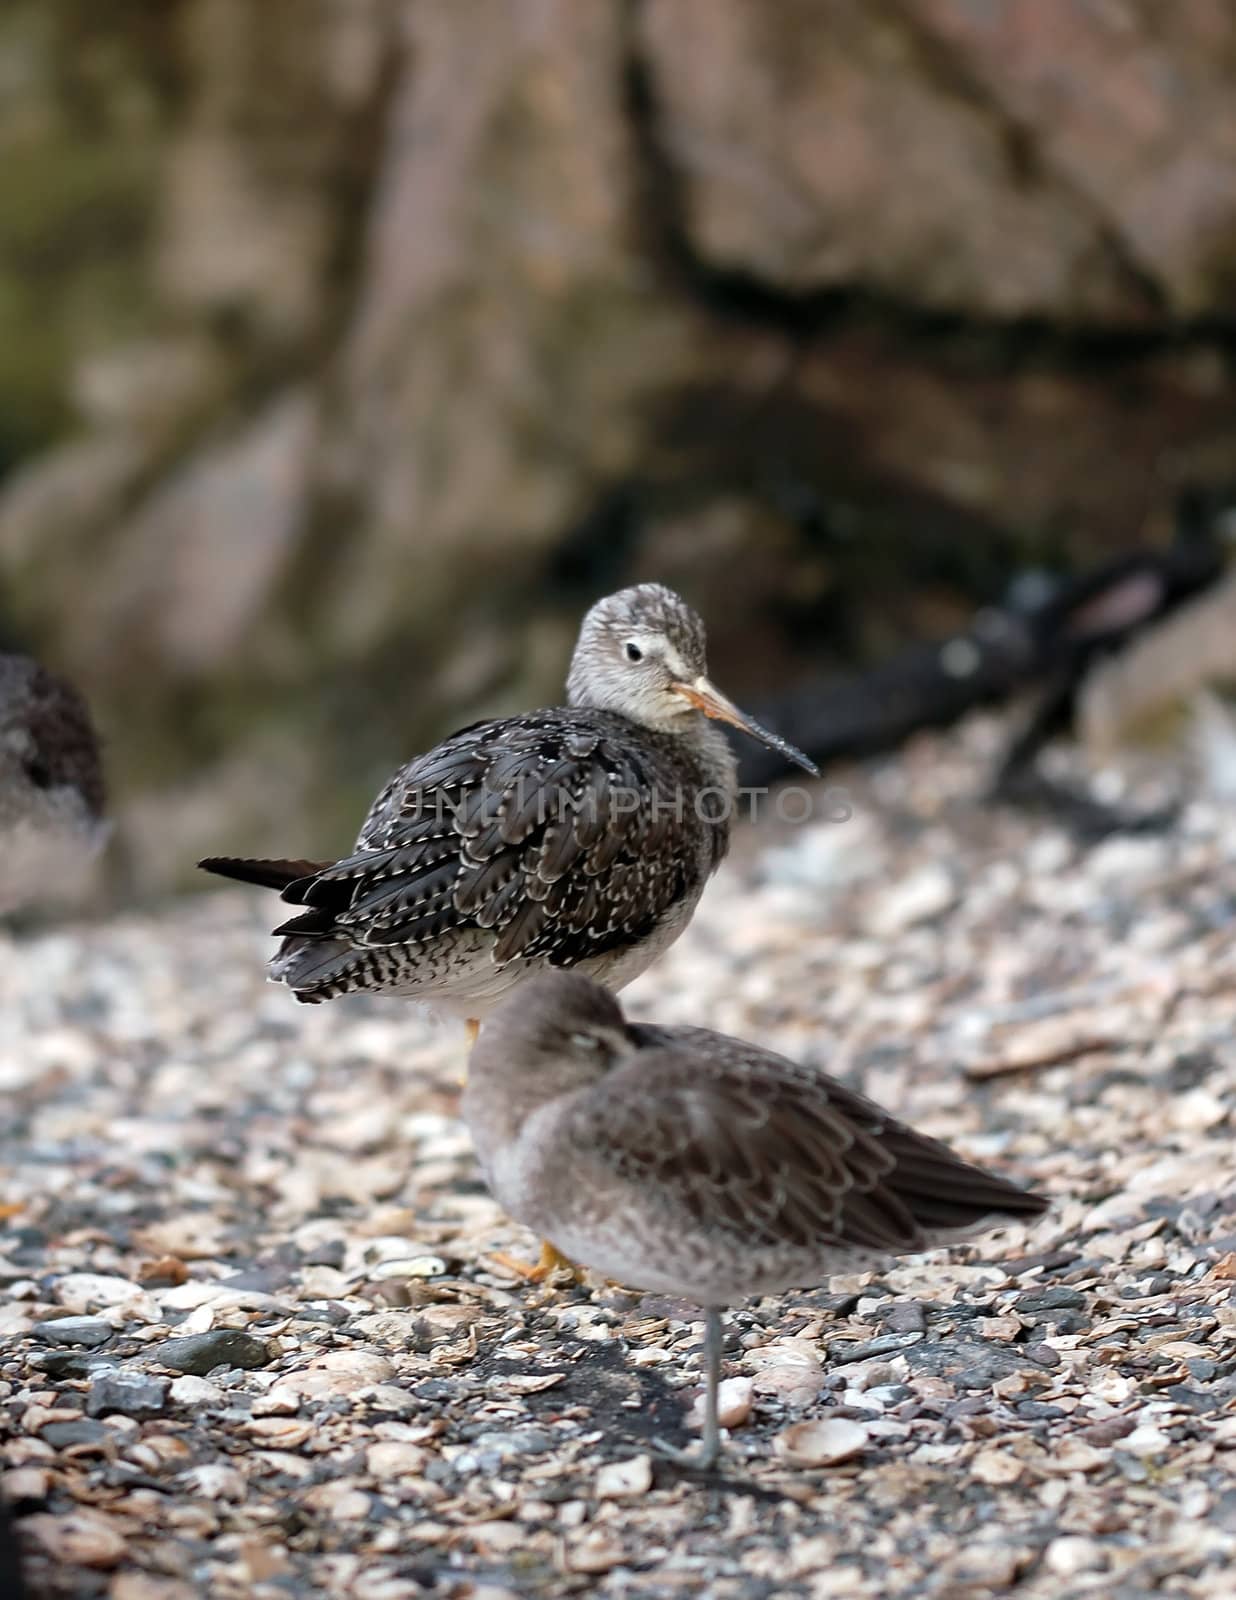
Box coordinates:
[488,1239,581,1283]
[535,1239,578,1280]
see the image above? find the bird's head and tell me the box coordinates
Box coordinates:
[565,584,817,774]
[469,973,634,1102]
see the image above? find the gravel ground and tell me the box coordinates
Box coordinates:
[3,718,1236,1600]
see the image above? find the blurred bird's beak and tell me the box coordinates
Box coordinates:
[672,676,820,776]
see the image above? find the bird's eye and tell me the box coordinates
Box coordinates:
[624,641,643,663]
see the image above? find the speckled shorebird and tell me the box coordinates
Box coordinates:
[200,584,815,1032]
[0,654,108,917]
[465,973,1049,1470]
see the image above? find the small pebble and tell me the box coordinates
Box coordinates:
[300,1239,346,1268]
[1015,1400,1066,1420]
[33,1316,113,1348]
[154,1330,272,1375]
[774,1417,869,1467]
[865,1384,914,1408]
[168,1374,227,1409]
[21,1511,126,1568]
[52,1274,144,1314]
[2,1467,50,1505]
[710,1376,754,1430]
[880,1302,927,1335]
[595,1456,652,1499]
[1012,1288,1085,1314]
[828,1332,922,1364]
[865,863,955,935]
[1046,1536,1107,1577]
[41,1419,111,1449]
[86,1370,169,1419]
[30,1351,118,1380]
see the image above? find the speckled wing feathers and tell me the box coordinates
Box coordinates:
[270,710,724,992]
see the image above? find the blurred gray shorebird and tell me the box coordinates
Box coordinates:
[200,584,817,1036]
[0,654,108,917]
[464,973,1049,1470]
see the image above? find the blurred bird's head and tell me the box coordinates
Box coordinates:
[0,654,108,915]
[0,655,105,822]
[471,973,634,1092]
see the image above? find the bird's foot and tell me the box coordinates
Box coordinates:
[650,1435,724,1473]
[488,1241,583,1285]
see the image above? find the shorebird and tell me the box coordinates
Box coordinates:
[464,973,1049,1470]
[200,584,815,1035]
[0,654,108,917]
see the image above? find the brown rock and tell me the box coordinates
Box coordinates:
[640,0,1138,317]
[909,0,1236,313]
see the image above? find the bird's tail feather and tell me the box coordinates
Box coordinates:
[270,937,363,1001]
[198,856,327,893]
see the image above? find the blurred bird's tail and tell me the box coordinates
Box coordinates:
[197,856,327,893]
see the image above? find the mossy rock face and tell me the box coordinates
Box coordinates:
[4,0,1236,896]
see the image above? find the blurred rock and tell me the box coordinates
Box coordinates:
[909,0,1236,315]
[80,390,317,678]
[155,0,389,345]
[639,0,1136,315]
[318,0,698,660]
[85,1370,168,1420]
[33,1317,112,1349]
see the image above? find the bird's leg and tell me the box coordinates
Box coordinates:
[653,1307,725,1471]
[458,1018,480,1089]
[697,1307,724,1467]
[534,1240,578,1279]
[487,1238,582,1285]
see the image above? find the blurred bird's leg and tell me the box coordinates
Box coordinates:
[653,1308,725,1471]
[533,1240,578,1279]
[459,1018,480,1088]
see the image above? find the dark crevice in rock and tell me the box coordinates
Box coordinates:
[884,0,1169,321]
[621,0,1236,368]
[315,9,408,361]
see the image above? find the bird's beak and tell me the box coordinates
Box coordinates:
[672,676,820,776]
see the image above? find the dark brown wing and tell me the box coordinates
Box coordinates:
[268,710,720,972]
[566,1035,1046,1254]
